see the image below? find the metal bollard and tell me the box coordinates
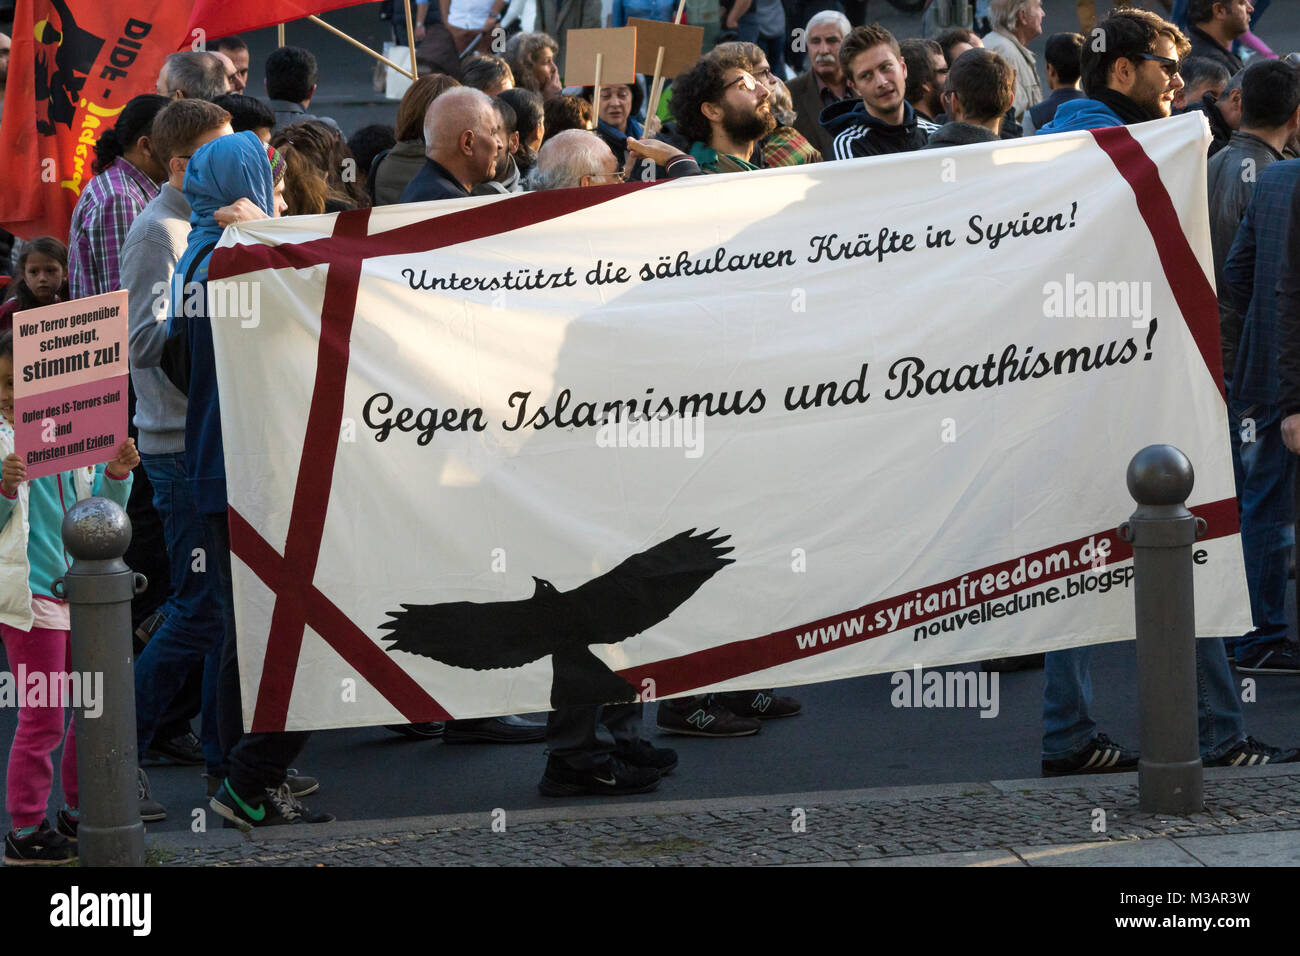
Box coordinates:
[1119,444,1205,815]
[54,497,147,866]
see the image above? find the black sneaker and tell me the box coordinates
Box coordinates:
[4,821,75,865]
[616,738,678,774]
[144,730,204,766]
[714,689,802,719]
[210,780,301,832]
[538,756,661,797]
[1042,733,1138,777]
[656,696,761,737]
[264,782,335,824]
[1236,643,1300,675]
[55,809,78,842]
[443,715,546,744]
[385,722,445,740]
[1205,736,1300,767]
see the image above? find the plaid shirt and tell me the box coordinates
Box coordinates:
[67,157,159,300]
[1222,159,1300,407]
[761,126,822,168]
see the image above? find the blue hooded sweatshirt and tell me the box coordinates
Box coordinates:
[170,130,275,516]
[1036,97,1124,135]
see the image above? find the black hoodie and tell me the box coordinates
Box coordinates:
[819,99,930,161]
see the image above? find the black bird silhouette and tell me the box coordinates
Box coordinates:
[381,528,735,708]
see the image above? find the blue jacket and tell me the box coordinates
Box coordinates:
[171,131,276,516]
[1223,159,1300,406]
[1036,97,1123,135]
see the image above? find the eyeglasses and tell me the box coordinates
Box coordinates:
[722,71,758,93]
[1137,53,1180,79]
[587,170,625,183]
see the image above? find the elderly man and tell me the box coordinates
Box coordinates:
[983,0,1046,122]
[401,86,506,201]
[787,10,853,157]
[156,51,230,101]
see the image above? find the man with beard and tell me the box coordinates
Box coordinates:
[668,48,777,174]
[899,37,946,132]
[1036,9,1298,774]
[787,11,853,158]
[822,24,930,162]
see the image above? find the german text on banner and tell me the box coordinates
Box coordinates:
[14,290,129,480]
[208,112,1250,732]
[0,0,193,241]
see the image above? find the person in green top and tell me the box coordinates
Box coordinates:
[669,47,776,173]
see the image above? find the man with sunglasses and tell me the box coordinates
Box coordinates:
[668,48,778,174]
[1035,9,1298,774]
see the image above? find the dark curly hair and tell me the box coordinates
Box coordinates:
[669,48,750,147]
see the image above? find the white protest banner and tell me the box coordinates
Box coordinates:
[207,112,1248,732]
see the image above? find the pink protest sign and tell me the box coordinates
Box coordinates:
[13,291,129,480]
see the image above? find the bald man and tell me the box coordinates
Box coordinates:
[400,86,505,202]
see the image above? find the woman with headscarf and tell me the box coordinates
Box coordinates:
[169,131,332,831]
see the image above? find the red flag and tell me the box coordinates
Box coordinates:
[187,0,365,39]
[0,0,193,241]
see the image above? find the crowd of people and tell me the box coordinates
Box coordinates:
[0,0,1299,864]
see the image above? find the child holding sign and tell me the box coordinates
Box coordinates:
[0,331,138,864]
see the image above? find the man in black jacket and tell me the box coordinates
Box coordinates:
[822,24,930,161]
[1186,0,1251,77]
[401,86,505,203]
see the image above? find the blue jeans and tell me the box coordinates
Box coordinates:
[133,452,226,772]
[1042,639,1245,762]
[1228,399,1295,658]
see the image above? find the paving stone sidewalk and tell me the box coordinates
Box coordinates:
[147,764,1300,866]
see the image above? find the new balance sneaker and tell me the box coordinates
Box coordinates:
[4,821,75,865]
[656,696,761,737]
[1205,737,1300,767]
[538,756,661,797]
[1042,733,1138,777]
[144,730,204,766]
[285,769,319,798]
[55,808,79,842]
[616,738,678,774]
[138,768,167,822]
[714,689,802,719]
[1235,643,1300,675]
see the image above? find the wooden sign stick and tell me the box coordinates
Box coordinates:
[674,0,686,23]
[591,52,603,130]
[403,0,418,78]
[278,23,286,46]
[307,15,416,80]
[646,45,666,123]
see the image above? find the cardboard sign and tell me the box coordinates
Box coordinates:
[13,291,129,479]
[565,27,638,87]
[627,18,704,77]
